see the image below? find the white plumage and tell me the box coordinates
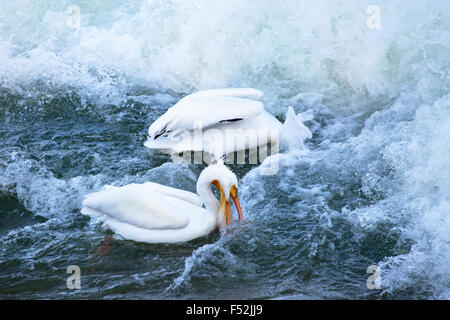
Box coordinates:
[81,162,243,244]
[144,88,288,158]
[147,88,265,139]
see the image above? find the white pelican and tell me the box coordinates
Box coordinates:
[80,162,243,244]
[144,88,286,159]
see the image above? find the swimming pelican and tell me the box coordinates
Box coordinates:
[80,162,243,244]
[144,88,286,159]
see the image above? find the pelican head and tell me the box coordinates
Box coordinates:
[197,162,244,226]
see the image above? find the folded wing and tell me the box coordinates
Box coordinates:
[81,183,200,230]
[148,88,264,140]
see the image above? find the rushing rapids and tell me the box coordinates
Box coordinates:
[0,0,449,299]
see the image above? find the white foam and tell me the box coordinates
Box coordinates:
[0,1,447,114]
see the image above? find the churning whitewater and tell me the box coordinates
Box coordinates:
[0,0,449,299]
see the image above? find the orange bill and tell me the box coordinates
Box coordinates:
[232,194,244,221]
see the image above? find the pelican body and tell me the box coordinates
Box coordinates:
[144,88,283,158]
[81,163,243,244]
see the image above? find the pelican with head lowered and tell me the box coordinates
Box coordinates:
[81,162,243,244]
[144,88,284,159]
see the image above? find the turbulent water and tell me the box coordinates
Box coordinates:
[0,0,449,299]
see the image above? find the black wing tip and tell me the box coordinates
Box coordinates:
[219,118,243,123]
[153,124,168,140]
